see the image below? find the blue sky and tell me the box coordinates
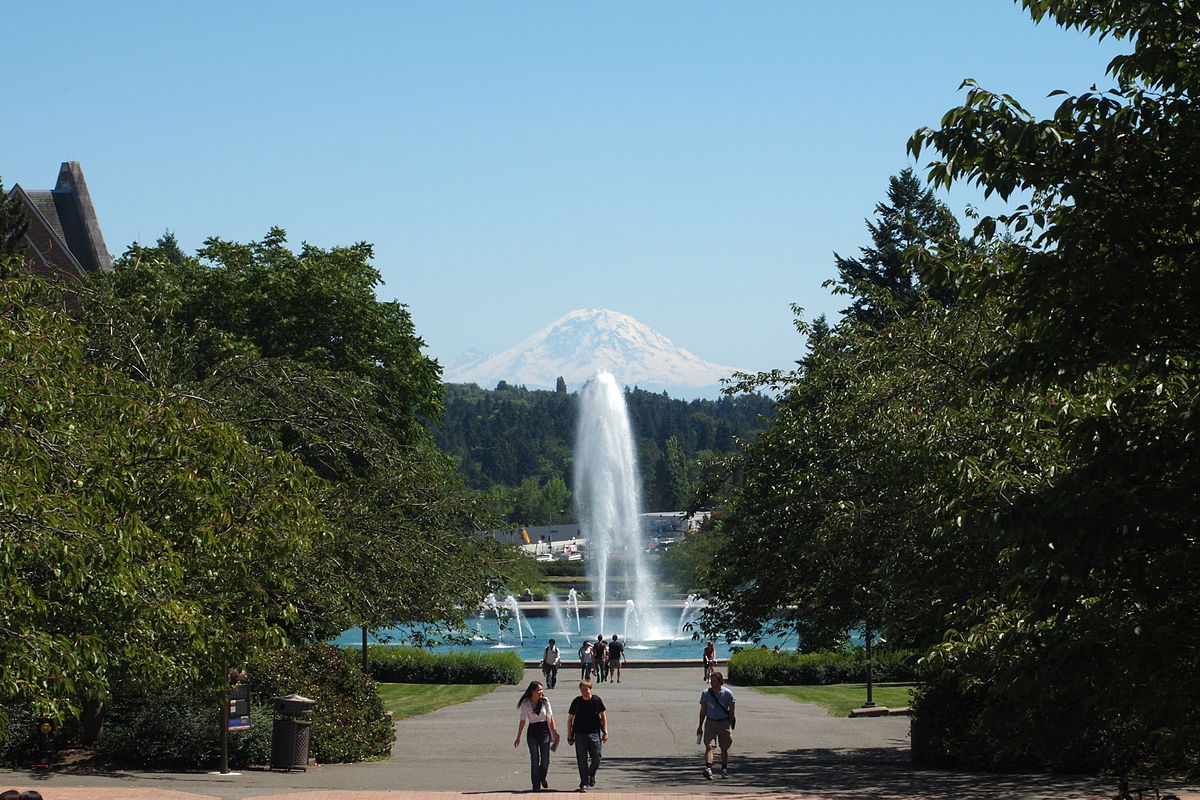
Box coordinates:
[6,2,1124,377]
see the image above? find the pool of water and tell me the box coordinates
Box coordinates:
[332,609,799,662]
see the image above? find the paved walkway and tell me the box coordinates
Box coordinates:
[1,667,1195,800]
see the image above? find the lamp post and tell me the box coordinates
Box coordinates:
[863,626,876,708]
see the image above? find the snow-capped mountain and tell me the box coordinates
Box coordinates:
[442,309,742,398]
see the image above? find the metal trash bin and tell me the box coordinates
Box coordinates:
[270,693,316,771]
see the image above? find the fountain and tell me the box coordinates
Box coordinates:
[546,591,573,645]
[567,588,582,633]
[623,599,640,644]
[482,593,510,646]
[502,595,528,646]
[573,371,666,639]
[675,593,708,639]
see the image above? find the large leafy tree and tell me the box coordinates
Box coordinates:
[696,287,1020,652]
[84,231,509,641]
[0,266,323,725]
[905,0,1200,772]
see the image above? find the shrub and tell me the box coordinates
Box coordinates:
[0,704,54,768]
[250,642,394,764]
[363,647,524,684]
[95,642,393,769]
[95,682,271,769]
[910,668,1200,776]
[728,647,923,686]
[541,560,587,577]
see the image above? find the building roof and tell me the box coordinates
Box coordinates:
[12,161,112,280]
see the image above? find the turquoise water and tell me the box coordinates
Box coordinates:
[332,610,800,662]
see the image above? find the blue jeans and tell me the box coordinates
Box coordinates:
[527,732,551,789]
[574,731,602,787]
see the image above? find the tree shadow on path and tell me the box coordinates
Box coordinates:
[602,746,1113,800]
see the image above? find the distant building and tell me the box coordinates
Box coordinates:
[642,511,709,536]
[9,161,112,281]
[493,510,712,558]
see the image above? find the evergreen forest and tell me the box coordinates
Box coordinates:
[434,381,774,523]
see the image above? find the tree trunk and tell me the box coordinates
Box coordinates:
[81,699,105,746]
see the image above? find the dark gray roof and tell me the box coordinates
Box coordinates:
[14,161,112,275]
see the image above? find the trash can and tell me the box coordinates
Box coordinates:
[270,693,316,771]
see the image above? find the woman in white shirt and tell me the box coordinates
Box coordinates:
[514,680,560,792]
[579,641,594,680]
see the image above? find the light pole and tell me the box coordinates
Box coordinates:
[863,626,876,708]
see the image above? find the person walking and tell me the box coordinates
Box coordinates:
[578,640,594,680]
[542,639,562,689]
[593,635,608,683]
[566,679,607,792]
[514,681,560,792]
[697,671,736,779]
[607,634,626,682]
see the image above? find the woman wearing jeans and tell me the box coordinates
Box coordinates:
[514,681,560,792]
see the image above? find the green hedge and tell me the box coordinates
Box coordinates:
[250,643,394,764]
[94,642,393,769]
[0,703,56,767]
[727,647,923,686]
[910,668,1200,776]
[541,560,588,577]
[94,683,271,769]
[362,646,525,685]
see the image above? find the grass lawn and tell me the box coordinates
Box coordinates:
[377,683,499,720]
[752,684,914,717]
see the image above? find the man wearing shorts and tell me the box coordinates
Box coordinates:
[696,671,735,779]
[607,634,626,682]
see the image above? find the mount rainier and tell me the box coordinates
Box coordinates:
[442,309,742,398]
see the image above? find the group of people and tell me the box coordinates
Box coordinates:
[514,663,737,792]
[575,634,625,683]
[539,635,626,689]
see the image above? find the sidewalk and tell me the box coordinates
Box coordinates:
[1,667,1194,800]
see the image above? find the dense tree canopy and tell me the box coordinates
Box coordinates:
[84,231,510,641]
[692,0,1200,773]
[0,267,322,723]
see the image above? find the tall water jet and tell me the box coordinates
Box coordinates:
[546,591,573,645]
[623,600,640,644]
[502,595,527,646]
[675,593,708,639]
[567,588,582,633]
[573,371,665,639]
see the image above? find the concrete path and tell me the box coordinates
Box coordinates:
[1,667,1195,800]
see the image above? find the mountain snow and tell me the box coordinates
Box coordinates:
[442,309,742,398]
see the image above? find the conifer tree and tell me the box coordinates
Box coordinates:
[834,168,960,327]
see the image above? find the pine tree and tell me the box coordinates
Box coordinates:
[834,168,960,327]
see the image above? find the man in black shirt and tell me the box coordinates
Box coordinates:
[566,680,607,792]
[607,634,626,682]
